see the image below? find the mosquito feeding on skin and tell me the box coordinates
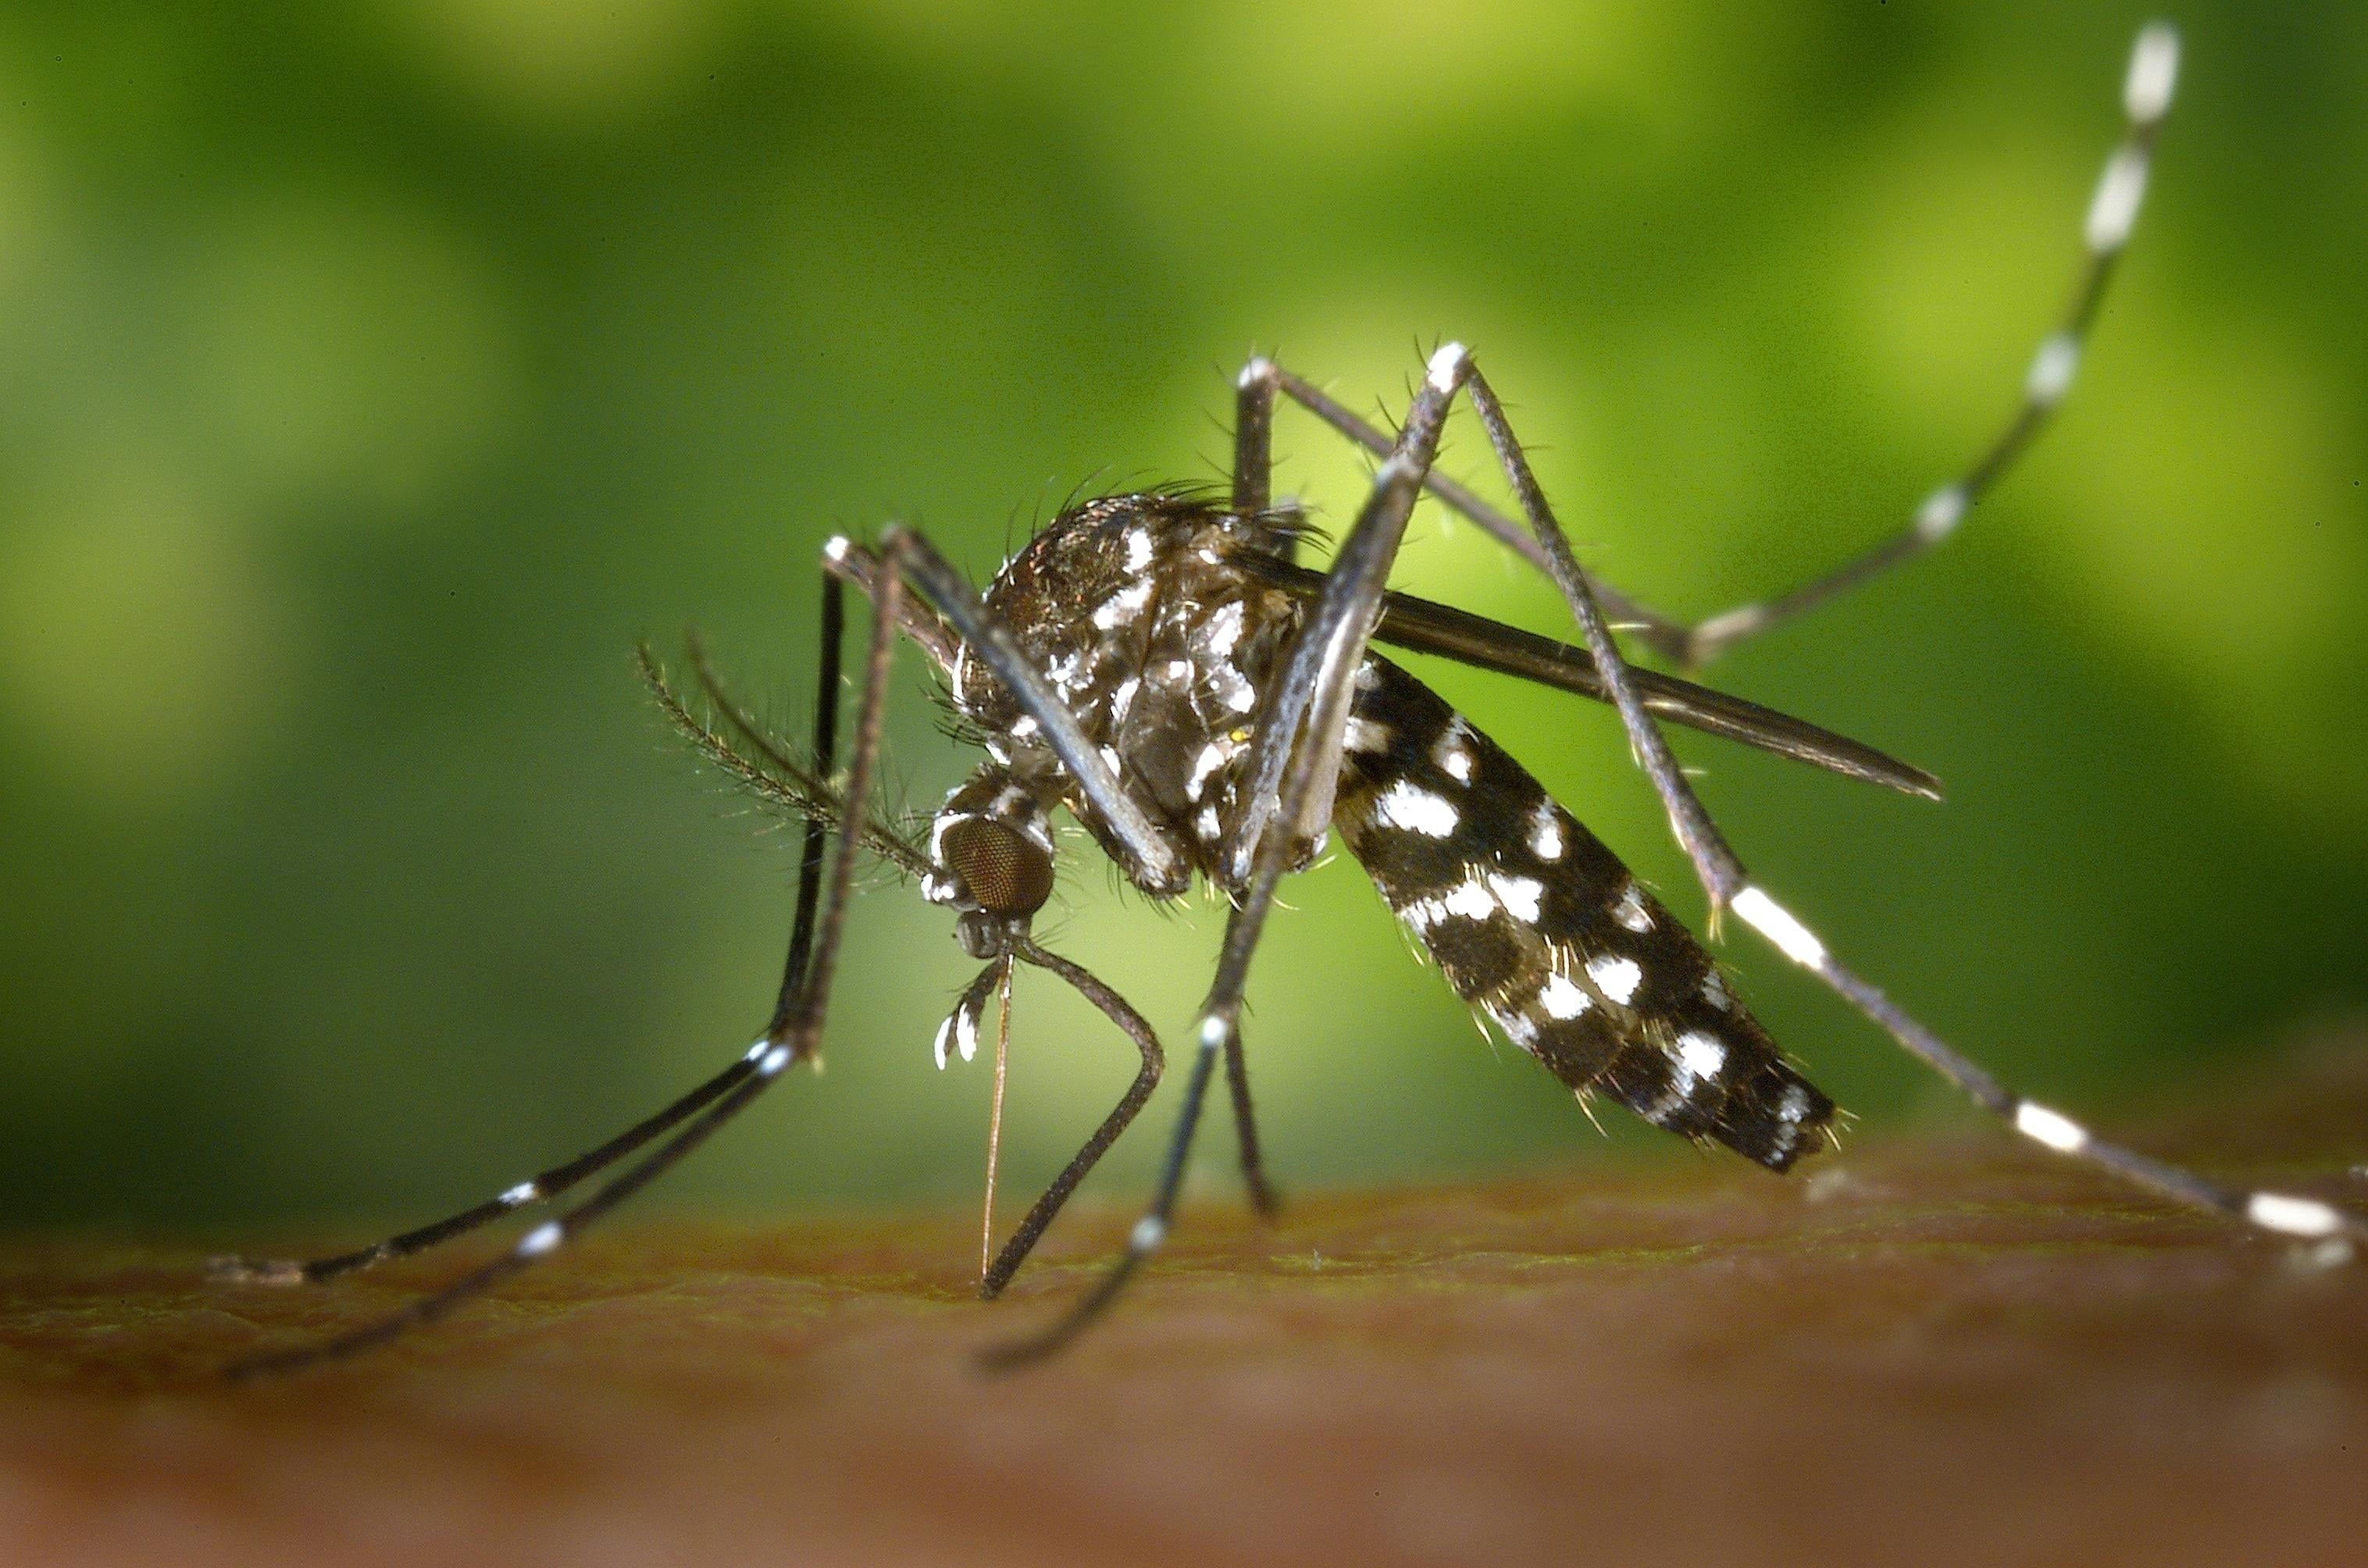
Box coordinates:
[213,22,2362,1377]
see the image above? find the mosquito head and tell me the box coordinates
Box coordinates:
[944,815,1054,959]
[925,764,1057,957]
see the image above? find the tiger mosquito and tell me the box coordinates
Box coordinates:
[215,22,2361,1377]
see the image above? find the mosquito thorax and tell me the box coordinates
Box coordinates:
[954,493,1307,896]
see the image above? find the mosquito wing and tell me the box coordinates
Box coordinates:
[1236,552,1941,800]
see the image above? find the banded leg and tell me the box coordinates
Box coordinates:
[1679,22,2181,666]
[223,538,911,1377]
[1257,24,2182,671]
[208,1055,768,1289]
[210,574,857,1292]
[1451,351,2365,1260]
[1246,357,1678,649]
[986,345,1476,1365]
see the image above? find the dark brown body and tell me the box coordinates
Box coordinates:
[937,494,1835,1171]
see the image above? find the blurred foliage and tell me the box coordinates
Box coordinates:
[1,1,2362,1231]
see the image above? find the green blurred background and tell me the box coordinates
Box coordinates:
[2,1,2362,1235]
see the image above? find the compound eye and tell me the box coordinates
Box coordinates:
[940,817,1054,918]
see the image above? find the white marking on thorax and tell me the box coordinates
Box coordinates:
[1610,882,1652,934]
[1344,716,1393,754]
[1091,578,1154,629]
[1202,600,1246,657]
[1208,661,1257,715]
[1188,739,1232,800]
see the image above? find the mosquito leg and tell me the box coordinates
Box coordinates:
[224,537,911,1376]
[1454,357,1753,917]
[1458,349,2359,1258]
[987,347,1472,1363]
[978,941,1164,1299]
[1266,363,1685,657]
[1727,885,2364,1254]
[1680,23,2180,666]
[978,960,1229,1367]
[1193,356,1296,1213]
[1266,31,2181,673]
[768,571,844,1038]
[214,573,861,1290]
[209,1053,769,1288]
[226,1067,779,1378]
[1223,1031,1279,1217]
[1233,355,1279,518]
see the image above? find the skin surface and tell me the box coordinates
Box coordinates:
[4,1037,2364,1567]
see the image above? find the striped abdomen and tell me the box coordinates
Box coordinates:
[1332,655,1835,1171]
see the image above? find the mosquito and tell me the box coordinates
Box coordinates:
[214,21,2359,1377]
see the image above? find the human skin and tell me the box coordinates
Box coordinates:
[4,1039,2364,1568]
